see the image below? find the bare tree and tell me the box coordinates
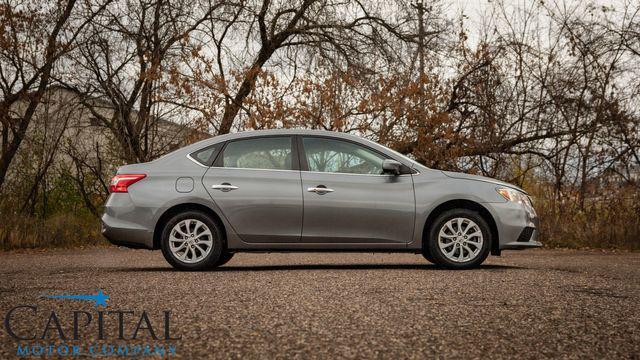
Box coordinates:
[181,0,416,135]
[0,0,108,194]
[69,0,223,163]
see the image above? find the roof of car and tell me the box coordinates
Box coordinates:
[175,129,379,159]
[219,129,359,139]
[187,129,364,148]
[156,128,426,171]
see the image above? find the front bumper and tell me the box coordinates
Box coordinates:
[500,226,542,249]
[488,200,542,250]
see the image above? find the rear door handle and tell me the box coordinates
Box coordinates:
[212,183,238,191]
[307,187,334,194]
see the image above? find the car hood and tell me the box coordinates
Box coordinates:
[441,171,526,193]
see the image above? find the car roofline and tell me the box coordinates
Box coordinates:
[160,129,421,172]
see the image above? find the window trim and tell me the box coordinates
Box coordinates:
[297,135,415,176]
[186,153,209,167]
[188,134,417,175]
[187,143,223,167]
[212,135,300,171]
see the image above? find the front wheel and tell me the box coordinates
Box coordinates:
[426,209,491,269]
[160,211,224,271]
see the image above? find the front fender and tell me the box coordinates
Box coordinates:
[408,171,507,249]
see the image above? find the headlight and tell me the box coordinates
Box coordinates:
[496,187,531,206]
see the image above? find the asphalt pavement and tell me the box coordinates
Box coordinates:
[0,248,638,359]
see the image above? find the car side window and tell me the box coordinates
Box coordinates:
[189,144,222,166]
[221,137,293,170]
[302,137,386,175]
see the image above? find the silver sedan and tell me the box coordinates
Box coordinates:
[102,129,541,270]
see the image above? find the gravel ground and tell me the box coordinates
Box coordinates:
[0,248,638,359]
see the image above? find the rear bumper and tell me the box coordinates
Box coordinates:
[101,194,155,249]
[101,219,152,249]
[102,214,153,249]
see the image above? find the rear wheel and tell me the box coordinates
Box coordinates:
[160,211,224,271]
[426,209,491,269]
[215,251,234,266]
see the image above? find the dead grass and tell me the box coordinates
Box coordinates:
[534,191,640,251]
[0,213,106,251]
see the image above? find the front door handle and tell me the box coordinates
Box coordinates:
[307,186,334,194]
[212,183,238,192]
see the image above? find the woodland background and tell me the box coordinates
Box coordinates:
[1,0,638,250]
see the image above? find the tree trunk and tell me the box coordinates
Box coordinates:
[218,59,271,135]
[0,0,77,194]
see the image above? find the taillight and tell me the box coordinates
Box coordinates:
[109,174,146,193]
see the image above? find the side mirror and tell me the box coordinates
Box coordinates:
[382,159,402,176]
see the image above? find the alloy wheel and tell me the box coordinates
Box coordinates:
[437,217,484,263]
[169,219,214,263]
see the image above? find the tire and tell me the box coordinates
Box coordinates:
[421,248,435,264]
[214,251,234,267]
[426,208,491,269]
[160,211,224,271]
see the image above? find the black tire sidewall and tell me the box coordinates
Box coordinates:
[421,248,435,263]
[427,209,491,269]
[215,251,234,267]
[160,211,224,271]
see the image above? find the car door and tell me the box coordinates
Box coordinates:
[202,136,303,243]
[299,136,415,244]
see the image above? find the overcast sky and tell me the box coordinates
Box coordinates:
[446,0,629,44]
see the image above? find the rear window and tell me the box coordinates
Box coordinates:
[220,137,293,170]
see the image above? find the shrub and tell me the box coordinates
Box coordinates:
[0,213,106,251]
[532,185,640,250]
